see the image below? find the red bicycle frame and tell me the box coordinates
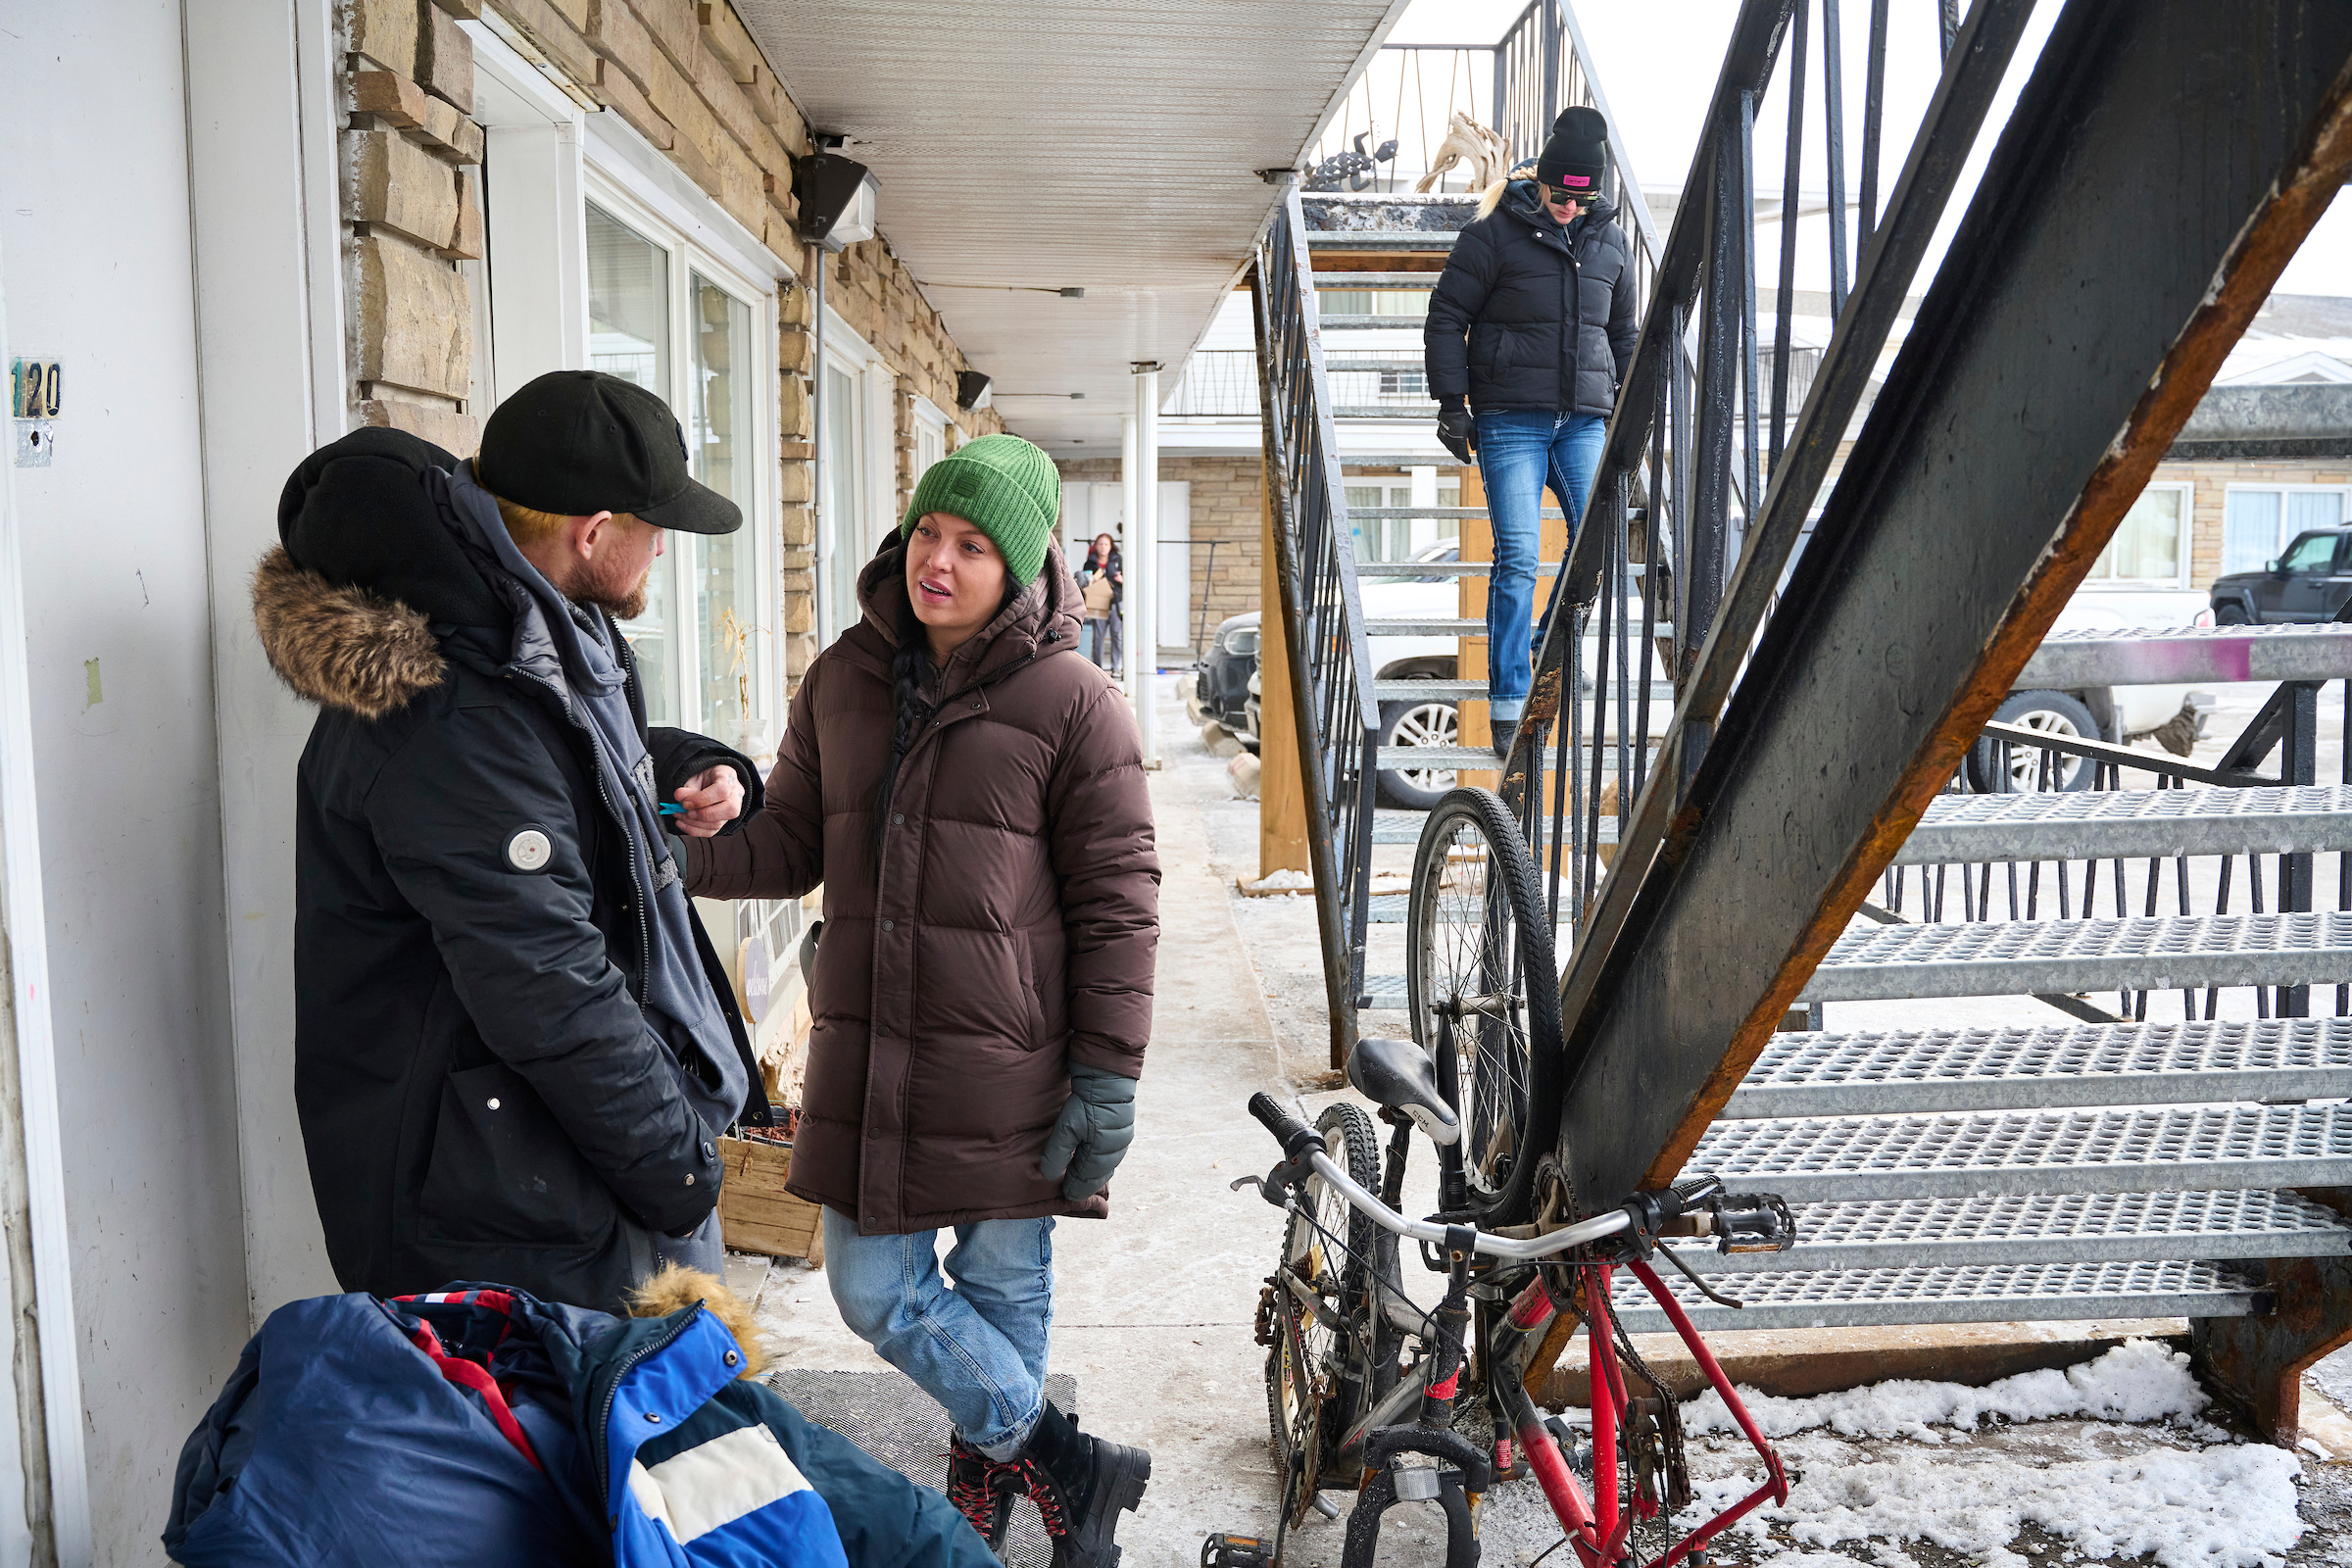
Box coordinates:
[1503,1261,1788,1567]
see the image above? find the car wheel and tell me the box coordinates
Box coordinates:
[1966,690,2101,793]
[2214,601,2250,625]
[1377,696,1460,809]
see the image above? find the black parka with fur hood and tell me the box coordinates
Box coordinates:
[256,427,764,1312]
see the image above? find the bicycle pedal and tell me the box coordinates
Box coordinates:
[1200,1533,1277,1568]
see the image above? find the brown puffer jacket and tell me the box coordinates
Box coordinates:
[683,543,1158,1234]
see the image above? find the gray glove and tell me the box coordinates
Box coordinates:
[1039,1064,1137,1200]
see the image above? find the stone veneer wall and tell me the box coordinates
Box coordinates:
[336,0,1002,694]
[1054,456,1266,650]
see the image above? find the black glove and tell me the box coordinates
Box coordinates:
[1437,407,1476,466]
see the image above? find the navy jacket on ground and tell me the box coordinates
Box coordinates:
[165,1285,993,1568]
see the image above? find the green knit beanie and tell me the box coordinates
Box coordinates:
[900,433,1061,584]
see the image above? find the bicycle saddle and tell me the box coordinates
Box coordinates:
[1346,1036,1460,1146]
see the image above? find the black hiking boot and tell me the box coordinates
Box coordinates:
[1492,718,1518,760]
[1003,1401,1151,1568]
[947,1433,1012,1549]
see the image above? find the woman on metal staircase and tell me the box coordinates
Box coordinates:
[1424,106,1639,758]
[680,434,1160,1566]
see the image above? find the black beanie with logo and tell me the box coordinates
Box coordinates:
[1536,106,1609,201]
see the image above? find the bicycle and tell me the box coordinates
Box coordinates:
[1236,1025,1797,1568]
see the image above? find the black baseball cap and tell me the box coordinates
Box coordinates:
[476,369,742,535]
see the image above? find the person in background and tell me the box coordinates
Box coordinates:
[684,434,1159,1567]
[256,370,768,1314]
[1080,553,1117,668]
[1081,531,1124,671]
[1424,106,1638,758]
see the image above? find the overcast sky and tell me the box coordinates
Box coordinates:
[1387,0,2351,300]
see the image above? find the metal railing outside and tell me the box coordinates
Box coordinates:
[1250,180,1383,1062]
[1164,349,1442,421]
[1499,0,1995,964]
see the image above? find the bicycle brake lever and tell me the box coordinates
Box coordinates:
[1230,1169,1298,1211]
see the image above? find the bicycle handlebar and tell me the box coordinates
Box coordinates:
[1248,1092,1324,1161]
[1300,1149,1633,1259]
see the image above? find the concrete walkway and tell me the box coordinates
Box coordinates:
[747,703,1298,1566]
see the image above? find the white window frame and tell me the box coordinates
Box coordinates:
[581,171,781,753]
[911,396,949,489]
[817,314,890,645]
[2222,481,2352,577]
[2081,479,2194,589]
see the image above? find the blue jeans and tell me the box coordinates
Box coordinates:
[821,1208,1054,1458]
[1474,411,1607,721]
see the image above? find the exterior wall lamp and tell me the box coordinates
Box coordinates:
[794,147,879,252]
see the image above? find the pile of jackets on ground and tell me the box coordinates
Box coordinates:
[164,1266,994,1568]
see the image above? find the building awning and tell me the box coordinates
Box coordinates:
[734,0,1411,452]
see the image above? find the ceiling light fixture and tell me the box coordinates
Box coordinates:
[793,140,879,252]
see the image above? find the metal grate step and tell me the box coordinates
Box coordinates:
[1311,271,1441,288]
[1348,508,1561,519]
[1683,1189,2352,1273]
[2016,622,2352,688]
[1375,746,1496,771]
[1894,784,2352,866]
[1365,618,1488,636]
[1690,1102,2352,1201]
[1356,561,1563,578]
[1366,617,1675,640]
[1363,973,1410,1006]
[1308,231,1458,250]
[1606,1258,2265,1334]
[1371,811,1429,843]
[1369,894,1407,923]
[1724,1017,2352,1117]
[1798,911,2352,1004]
[1370,680,1673,706]
[1322,317,1432,330]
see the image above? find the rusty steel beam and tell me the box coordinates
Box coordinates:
[1548,0,2352,1227]
[2192,1250,2352,1442]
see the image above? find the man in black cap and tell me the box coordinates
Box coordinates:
[254,369,771,1311]
[1425,105,1639,758]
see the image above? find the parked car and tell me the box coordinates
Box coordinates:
[2208,526,2352,624]
[1967,589,2217,792]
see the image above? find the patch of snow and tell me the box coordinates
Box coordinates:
[1684,1339,2217,1442]
[1680,1430,2303,1568]
[1241,868,1315,893]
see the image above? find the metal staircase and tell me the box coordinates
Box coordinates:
[1252,0,2352,1441]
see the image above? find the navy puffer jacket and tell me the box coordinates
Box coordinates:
[1423,180,1640,416]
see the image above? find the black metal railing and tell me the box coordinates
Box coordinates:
[1496,0,2032,987]
[1250,181,1383,1066]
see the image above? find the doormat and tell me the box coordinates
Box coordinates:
[767,1369,1078,1568]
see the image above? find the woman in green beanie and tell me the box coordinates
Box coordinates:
[683,432,1160,1563]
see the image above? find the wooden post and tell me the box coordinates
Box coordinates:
[1258,460,1309,877]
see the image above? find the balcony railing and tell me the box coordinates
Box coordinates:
[1163,349,1439,421]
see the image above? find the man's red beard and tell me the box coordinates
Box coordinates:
[574,557,651,620]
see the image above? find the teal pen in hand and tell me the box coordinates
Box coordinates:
[659,803,684,816]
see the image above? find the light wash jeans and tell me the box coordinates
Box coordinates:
[1474,411,1607,721]
[821,1207,1054,1458]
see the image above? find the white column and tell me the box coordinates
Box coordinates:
[1130,364,1160,766]
[1118,413,1139,696]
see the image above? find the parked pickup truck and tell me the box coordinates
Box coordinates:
[2207,526,2352,625]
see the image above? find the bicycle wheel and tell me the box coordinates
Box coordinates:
[1404,785,1565,1225]
[1263,1102,1380,1526]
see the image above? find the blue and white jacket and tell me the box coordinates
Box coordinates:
[165,1281,991,1568]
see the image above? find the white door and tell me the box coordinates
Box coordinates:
[1157,480,1193,656]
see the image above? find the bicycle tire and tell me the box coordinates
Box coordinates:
[1403,786,1565,1226]
[1265,1102,1381,1525]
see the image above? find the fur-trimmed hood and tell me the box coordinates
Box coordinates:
[253,544,447,719]
[257,425,511,719]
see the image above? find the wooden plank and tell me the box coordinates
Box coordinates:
[715,1135,821,1259]
[1258,456,1309,877]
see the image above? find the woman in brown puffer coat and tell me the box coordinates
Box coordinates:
[682,434,1157,1566]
